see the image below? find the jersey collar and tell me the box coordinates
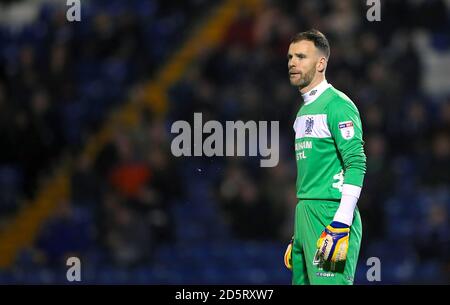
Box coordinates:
[301,79,331,105]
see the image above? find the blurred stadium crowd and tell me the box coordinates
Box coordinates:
[0,0,449,284]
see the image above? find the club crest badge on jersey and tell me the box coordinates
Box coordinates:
[305,117,314,135]
[338,121,354,140]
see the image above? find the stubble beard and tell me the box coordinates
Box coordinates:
[297,67,316,91]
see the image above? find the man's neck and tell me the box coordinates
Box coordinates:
[301,78,331,105]
[299,75,325,95]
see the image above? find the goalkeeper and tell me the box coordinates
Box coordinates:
[284,29,367,285]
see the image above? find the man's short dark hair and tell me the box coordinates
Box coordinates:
[291,29,330,59]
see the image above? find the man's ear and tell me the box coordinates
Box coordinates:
[317,57,327,73]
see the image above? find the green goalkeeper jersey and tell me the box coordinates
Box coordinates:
[294,82,366,200]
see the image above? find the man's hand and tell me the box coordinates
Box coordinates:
[284,237,293,270]
[316,221,350,272]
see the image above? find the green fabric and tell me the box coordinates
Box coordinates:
[294,86,366,200]
[292,199,362,285]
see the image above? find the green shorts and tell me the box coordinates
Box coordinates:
[292,199,362,285]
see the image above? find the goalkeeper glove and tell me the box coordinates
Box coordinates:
[316,221,350,272]
[284,237,293,270]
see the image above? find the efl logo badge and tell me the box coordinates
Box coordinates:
[338,121,354,140]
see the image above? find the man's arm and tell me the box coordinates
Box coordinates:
[315,97,366,271]
[328,98,366,225]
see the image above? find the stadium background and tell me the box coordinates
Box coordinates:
[0,0,449,284]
